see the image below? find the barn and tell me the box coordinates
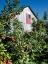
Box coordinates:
[16,6,38,31]
[10,6,38,33]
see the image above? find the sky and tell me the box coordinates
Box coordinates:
[0,0,48,19]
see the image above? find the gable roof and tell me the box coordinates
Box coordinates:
[24,6,38,19]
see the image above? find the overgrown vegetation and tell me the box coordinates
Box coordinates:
[0,0,48,64]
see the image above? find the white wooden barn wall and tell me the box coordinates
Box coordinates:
[16,7,37,31]
[9,7,37,34]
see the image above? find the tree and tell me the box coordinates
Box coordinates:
[43,11,48,20]
[0,0,24,64]
[44,21,48,44]
[0,0,48,64]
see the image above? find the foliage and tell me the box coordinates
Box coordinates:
[43,11,48,20]
[0,0,48,64]
[23,19,48,63]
